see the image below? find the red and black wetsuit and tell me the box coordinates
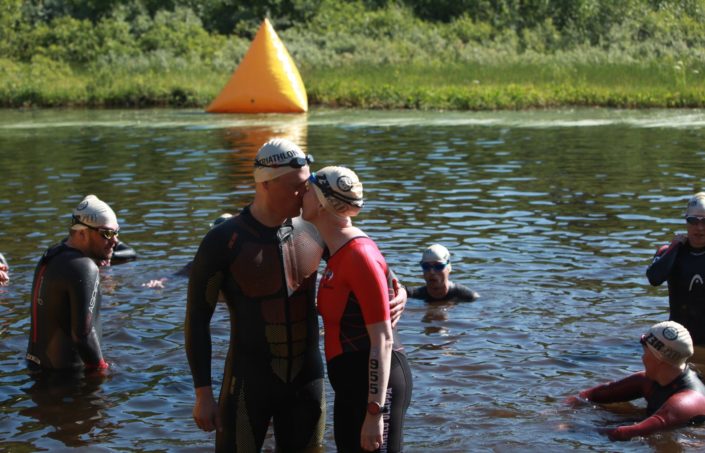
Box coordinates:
[185,206,325,452]
[26,243,106,371]
[580,368,705,440]
[409,282,479,302]
[647,241,705,345]
[318,237,412,453]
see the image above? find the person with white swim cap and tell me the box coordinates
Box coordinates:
[567,321,705,440]
[303,165,412,453]
[185,139,408,452]
[409,244,479,302]
[26,194,120,372]
[647,192,705,373]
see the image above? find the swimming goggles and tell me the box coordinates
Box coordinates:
[254,154,314,169]
[420,262,449,272]
[72,215,119,240]
[686,215,705,226]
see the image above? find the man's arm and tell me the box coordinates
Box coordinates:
[567,371,650,406]
[646,237,684,286]
[67,257,107,369]
[185,229,226,432]
[606,390,705,440]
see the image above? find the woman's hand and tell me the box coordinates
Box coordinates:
[360,412,384,451]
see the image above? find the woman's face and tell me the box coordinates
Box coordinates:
[301,184,319,222]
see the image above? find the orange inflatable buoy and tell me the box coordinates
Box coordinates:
[206,18,308,113]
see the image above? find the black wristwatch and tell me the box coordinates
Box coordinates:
[367,401,387,415]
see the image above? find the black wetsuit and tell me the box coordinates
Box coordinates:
[409,282,478,302]
[26,243,105,371]
[111,241,137,264]
[647,241,705,345]
[185,206,325,452]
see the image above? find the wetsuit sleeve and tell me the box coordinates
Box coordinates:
[66,257,104,366]
[646,243,680,286]
[111,241,137,263]
[346,243,390,324]
[185,229,227,388]
[607,390,705,440]
[579,371,651,404]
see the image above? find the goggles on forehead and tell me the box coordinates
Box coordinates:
[421,261,449,272]
[254,154,314,169]
[308,172,363,207]
[72,215,119,240]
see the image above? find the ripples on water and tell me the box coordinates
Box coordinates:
[1,108,705,452]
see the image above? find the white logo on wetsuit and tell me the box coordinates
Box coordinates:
[88,274,100,313]
[689,274,704,292]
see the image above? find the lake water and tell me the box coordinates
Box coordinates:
[1,108,705,452]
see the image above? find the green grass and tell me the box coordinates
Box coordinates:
[1,57,704,110]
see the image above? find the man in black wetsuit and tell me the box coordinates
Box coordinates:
[409,244,479,302]
[566,321,705,440]
[647,192,705,372]
[185,138,407,452]
[26,194,120,372]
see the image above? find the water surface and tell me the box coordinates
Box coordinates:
[2,108,705,452]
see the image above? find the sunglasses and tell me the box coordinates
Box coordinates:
[686,215,705,226]
[421,262,449,272]
[308,172,363,206]
[72,216,119,240]
[254,154,314,169]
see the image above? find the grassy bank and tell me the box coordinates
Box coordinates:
[2,57,704,110]
[2,1,705,110]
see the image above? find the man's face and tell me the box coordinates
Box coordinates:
[266,167,310,219]
[641,345,661,379]
[422,261,450,290]
[686,213,705,248]
[86,225,119,262]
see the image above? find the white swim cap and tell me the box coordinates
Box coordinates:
[686,192,705,217]
[309,166,364,217]
[71,195,118,230]
[254,138,312,183]
[421,244,450,263]
[641,321,693,368]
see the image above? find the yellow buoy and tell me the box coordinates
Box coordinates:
[206,18,308,113]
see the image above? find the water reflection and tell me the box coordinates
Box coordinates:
[19,371,114,447]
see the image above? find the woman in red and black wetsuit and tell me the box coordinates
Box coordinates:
[303,166,412,453]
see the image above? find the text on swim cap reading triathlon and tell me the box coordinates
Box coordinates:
[643,332,681,360]
[259,151,300,165]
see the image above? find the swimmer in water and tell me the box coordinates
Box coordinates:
[647,192,705,373]
[409,244,479,302]
[566,321,705,441]
[26,194,119,372]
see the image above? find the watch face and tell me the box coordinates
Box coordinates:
[367,401,381,415]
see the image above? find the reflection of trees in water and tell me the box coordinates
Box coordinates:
[20,371,116,447]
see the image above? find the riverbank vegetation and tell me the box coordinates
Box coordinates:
[1,0,704,109]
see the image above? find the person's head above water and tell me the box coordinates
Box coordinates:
[684,192,705,248]
[419,244,452,298]
[306,166,364,220]
[641,320,693,371]
[68,194,120,262]
[251,138,313,226]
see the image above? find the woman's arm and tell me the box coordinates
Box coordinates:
[361,320,394,452]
